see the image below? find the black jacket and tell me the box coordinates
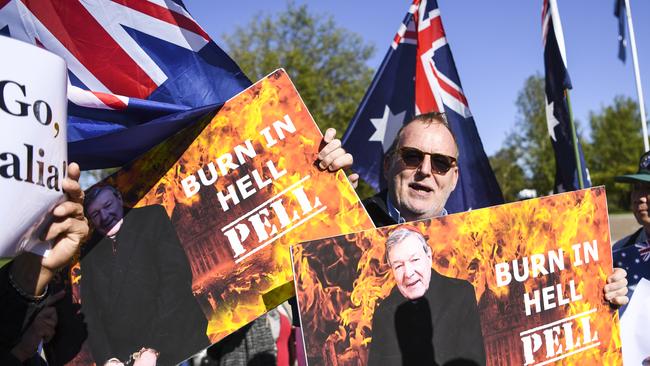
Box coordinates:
[361,190,397,227]
[367,271,486,366]
[80,205,209,366]
[0,263,46,366]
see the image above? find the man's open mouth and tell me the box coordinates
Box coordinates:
[409,182,432,193]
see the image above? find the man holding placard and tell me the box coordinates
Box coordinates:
[350,112,628,306]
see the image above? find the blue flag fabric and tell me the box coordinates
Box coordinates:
[614,0,627,62]
[542,0,591,192]
[0,0,250,169]
[613,242,650,316]
[342,0,503,213]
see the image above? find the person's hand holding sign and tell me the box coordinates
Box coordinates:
[10,163,89,297]
[10,291,64,362]
[604,267,628,306]
[317,128,358,188]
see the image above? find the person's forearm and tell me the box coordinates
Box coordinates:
[10,253,53,297]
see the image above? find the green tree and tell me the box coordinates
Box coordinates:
[222,3,375,135]
[223,2,377,198]
[489,145,529,202]
[500,74,593,198]
[509,74,556,196]
[587,96,644,211]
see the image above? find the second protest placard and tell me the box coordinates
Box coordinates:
[292,187,621,366]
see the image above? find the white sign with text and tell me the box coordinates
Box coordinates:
[0,36,68,257]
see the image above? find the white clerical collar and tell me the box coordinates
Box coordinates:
[106,219,124,241]
[386,197,447,224]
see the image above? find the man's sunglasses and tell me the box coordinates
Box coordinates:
[398,147,457,174]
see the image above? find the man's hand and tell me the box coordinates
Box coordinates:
[132,348,159,366]
[11,163,89,296]
[10,291,63,362]
[40,162,89,273]
[604,267,629,306]
[317,128,358,188]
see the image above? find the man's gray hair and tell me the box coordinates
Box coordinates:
[385,227,431,265]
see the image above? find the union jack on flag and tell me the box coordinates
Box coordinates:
[636,241,650,262]
[0,0,250,169]
[342,0,502,213]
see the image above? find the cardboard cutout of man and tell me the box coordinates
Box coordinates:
[81,185,209,366]
[367,227,485,366]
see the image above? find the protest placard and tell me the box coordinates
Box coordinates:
[293,187,621,366]
[49,70,374,366]
[0,36,68,258]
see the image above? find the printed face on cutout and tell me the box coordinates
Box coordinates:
[87,188,124,237]
[388,235,433,300]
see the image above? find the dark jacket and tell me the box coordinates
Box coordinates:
[367,271,486,366]
[361,190,397,227]
[613,227,643,250]
[80,205,209,366]
[0,263,49,366]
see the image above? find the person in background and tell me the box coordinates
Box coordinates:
[613,151,650,253]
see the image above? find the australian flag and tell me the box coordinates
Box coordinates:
[341,0,503,214]
[542,0,591,192]
[0,0,251,169]
[614,0,627,62]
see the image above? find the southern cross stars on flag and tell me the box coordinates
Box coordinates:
[613,242,650,316]
[0,0,250,169]
[637,241,650,262]
[343,0,502,213]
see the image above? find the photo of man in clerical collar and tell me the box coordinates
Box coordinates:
[80,184,210,366]
[367,226,486,366]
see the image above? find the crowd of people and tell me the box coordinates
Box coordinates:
[1,113,635,365]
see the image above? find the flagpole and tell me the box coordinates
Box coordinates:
[564,90,584,189]
[625,0,649,152]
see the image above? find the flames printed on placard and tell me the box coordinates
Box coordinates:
[68,69,374,364]
[293,187,621,365]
